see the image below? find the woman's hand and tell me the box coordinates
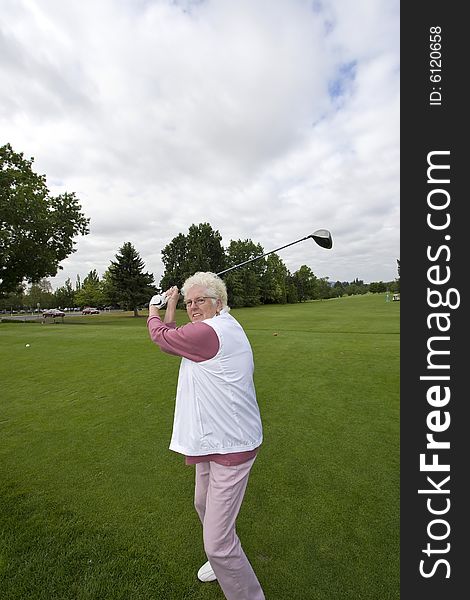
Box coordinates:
[163,286,180,323]
[165,286,180,306]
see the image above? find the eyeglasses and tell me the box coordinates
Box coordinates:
[183,296,217,309]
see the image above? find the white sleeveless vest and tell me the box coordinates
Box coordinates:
[169,310,263,456]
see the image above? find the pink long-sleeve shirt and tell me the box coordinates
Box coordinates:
[147,315,259,466]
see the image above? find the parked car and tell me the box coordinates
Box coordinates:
[43,308,66,318]
[82,307,100,315]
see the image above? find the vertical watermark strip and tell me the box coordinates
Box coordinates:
[401,3,466,599]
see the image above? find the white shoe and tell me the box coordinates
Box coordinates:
[197,560,217,582]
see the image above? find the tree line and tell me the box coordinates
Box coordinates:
[1,242,154,317]
[1,224,399,315]
[1,143,399,315]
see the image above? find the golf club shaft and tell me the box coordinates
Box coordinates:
[216,236,310,276]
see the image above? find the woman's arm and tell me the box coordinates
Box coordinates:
[163,286,179,324]
[147,287,219,362]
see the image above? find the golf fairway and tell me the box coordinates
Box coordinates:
[0,294,399,600]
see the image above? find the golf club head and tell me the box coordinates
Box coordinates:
[310,229,333,249]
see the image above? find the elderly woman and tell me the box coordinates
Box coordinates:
[147,271,265,600]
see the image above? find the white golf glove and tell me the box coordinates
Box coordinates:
[149,293,168,309]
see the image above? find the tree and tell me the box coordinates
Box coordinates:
[224,240,265,307]
[159,232,189,292]
[369,281,387,293]
[0,143,90,296]
[332,281,346,297]
[24,279,54,310]
[345,278,368,296]
[160,223,226,291]
[285,276,299,303]
[0,285,25,312]
[101,268,120,307]
[75,270,104,308]
[108,242,156,316]
[316,277,332,300]
[291,265,317,301]
[54,277,75,308]
[260,254,288,304]
[186,223,225,276]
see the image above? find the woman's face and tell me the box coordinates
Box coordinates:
[184,285,222,323]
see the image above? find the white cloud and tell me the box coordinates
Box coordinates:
[0,0,399,289]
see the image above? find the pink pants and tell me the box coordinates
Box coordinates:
[194,457,265,600]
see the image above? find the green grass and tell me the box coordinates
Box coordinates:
[0,295,399,599]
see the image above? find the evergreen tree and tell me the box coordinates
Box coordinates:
[108,242,155,316]
[101,269,120,308]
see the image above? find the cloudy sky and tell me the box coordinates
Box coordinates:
[1,0,399,290]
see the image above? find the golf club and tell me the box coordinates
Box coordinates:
[150,229,333,308]
[215,229,333,276]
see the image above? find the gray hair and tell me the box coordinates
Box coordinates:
[181,272,230,311]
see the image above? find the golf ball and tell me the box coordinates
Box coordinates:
[25,344,30,347]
